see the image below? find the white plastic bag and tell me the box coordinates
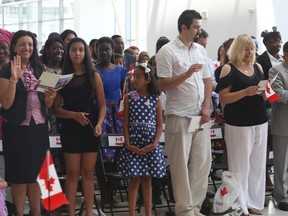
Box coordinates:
[212,171,242,214]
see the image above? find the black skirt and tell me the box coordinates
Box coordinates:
[60,121,100,153]
[2,120,49,184]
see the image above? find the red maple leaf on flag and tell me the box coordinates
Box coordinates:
[220,187,228,196]
[266,85,271,94]
[128,65,135,80]
[44,177,55,192]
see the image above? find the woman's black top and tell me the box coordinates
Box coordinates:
[216,63,267,126]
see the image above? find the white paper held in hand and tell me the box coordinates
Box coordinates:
[188,116,210,132]
[257,80,268,91]
[36,72,74,92]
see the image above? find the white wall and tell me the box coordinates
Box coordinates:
[147,0,257,59]
[73,0,288,58]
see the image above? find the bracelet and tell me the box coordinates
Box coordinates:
[10,77,18,84]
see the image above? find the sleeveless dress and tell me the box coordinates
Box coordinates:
[118,91,166,177]
[96,65,126,134]
[59,74,100,153]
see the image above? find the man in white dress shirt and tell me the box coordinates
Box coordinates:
[156,9,212,216]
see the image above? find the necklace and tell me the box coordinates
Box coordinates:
[241,62,250,74]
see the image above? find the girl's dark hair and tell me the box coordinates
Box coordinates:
[96,36,115,50]
[156,36,170,53]
[48,32,60,39]
[42,36,64,66]
[222,38,234,65]
[135,64,160,96]
[283,41,288,53]
[112,53,123,65]
[62,37,96,89]
[10,30,43,78]
[60,29,77,41]
[114,53,123,59]
[148,56,156,69]
[217,45,223,61]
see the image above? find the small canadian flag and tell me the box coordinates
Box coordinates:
[265,73,280,103]
[37,150,68,211]
[128,64,135,81]
[118,65,135,118]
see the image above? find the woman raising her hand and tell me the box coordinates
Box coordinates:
[0,30,56,216]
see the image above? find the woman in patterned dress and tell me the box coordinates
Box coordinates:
[118,63,166,216]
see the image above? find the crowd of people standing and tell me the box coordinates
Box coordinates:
[0,7,287,216]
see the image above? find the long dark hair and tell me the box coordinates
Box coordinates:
[60,29,77,42]
[10,30,43,78]
[156,36,170,53]
[135,64,160,96]
[62,37,96,89]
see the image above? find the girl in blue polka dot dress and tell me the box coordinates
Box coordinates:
[118,63,166,215]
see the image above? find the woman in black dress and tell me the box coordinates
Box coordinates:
[0,30,56,216]
[53,37,106,216]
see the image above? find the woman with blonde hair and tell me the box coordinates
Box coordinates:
[216,34,268,216]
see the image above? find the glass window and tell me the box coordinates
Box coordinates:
[63,19,74,30]
[41,20,59,42]
[42,0,59,21]
[22,22,37,35]
[3,5,19,25]
[0,0,74,48]
[63,0,73,19]
[3,24,19,33]
[22,2,38,22]
[0,8,3,25]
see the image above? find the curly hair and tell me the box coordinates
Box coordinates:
[261,26,282,45]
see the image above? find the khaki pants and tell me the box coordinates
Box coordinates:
[165,115,211,216]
